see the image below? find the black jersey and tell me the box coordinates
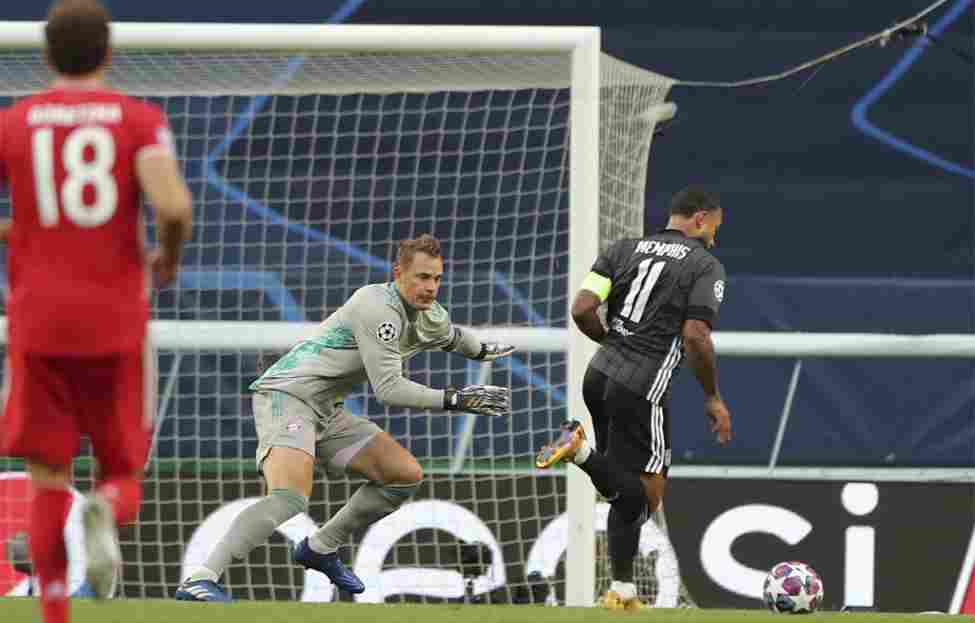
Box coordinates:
[587,229,726,402]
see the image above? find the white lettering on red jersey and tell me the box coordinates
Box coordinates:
[0,87,174,354]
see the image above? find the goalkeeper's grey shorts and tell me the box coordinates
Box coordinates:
[252,389,381,475]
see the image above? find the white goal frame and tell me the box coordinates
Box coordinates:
[0,20,607,606]
[5,21,972,607]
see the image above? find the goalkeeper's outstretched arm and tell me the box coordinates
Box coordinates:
[442,325,515,362]
[351,298,510,417]
[352,306,445,410]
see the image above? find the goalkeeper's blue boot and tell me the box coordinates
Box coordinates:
[175,579,232,602]
[293,537,365,594]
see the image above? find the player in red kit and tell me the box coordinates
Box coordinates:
[0,1,193,621]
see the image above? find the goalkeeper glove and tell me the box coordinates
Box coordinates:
[476,342,515,361]
[444,385,511,417]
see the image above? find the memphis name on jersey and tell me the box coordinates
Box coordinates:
[634,239,691,260]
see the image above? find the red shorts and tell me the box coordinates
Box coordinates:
[0,342,156,476]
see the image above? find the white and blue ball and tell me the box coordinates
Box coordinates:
[762,561,824,614]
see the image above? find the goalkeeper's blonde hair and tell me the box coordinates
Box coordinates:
[396,234,442,269]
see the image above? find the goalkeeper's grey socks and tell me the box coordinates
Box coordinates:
[576,451,647,523]
[309,482,419,554]
[607,505,647,582]
[186,488,307,582]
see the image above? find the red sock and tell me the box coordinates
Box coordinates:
[96,477,142,526]
[29,486,73,623]
[962,567,975,613]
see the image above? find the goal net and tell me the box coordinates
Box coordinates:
[0,24,678,606]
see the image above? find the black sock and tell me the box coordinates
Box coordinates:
[577,451,647,522]
[607,504,646,583]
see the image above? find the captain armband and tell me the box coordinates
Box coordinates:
[579,272,612,302]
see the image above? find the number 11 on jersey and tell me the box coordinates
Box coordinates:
[620,259,666,323]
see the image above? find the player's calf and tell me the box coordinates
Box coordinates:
[94,476,143,526]
[181,487,308,595]
[28,481,73,623]
[607,504,646,586]
[301,480,421,593]
[308,481,420,556]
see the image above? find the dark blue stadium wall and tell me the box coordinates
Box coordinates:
[3,1,972,465]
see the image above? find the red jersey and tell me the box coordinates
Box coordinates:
[0,86,173,355]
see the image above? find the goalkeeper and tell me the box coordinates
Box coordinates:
[176,234,512,602]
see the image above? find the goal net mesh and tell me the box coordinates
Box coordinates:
[0,47,679,606]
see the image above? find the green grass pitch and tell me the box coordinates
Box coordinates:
[0,599,966,623]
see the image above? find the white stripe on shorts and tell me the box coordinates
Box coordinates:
[647,337,681,404]
[645,337,683,473]
[645,404,663,473]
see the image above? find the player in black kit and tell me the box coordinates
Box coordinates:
[536,186,733,609]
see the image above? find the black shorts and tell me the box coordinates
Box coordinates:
[583,366,671,476]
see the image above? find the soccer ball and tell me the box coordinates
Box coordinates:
[762,561,824,614]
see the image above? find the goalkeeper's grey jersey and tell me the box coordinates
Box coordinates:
[250,282,481,419]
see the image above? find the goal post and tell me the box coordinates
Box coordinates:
[0,21,680,605]
[2,318,971,357]
[0,319,966,356]
[7,18,970,609]
[566,27,601,609]
[0,22,600,54]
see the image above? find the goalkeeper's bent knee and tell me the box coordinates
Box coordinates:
[307,481,422,554]
[270,488,309,516]
[343,481,420,526]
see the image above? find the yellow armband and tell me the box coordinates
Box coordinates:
[580,272,612,301]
